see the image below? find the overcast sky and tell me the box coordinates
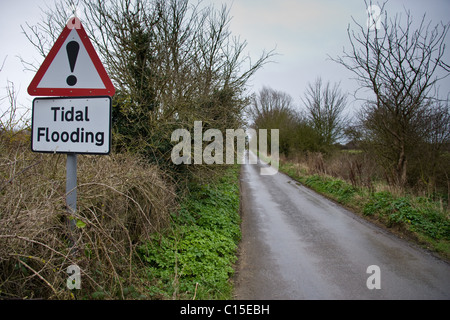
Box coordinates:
[1,0,450,122]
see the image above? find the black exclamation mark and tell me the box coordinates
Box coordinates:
[66,41,79,86]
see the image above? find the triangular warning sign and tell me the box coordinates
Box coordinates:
[28,17,115,97]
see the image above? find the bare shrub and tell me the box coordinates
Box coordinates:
[0,135,176,299]
[305,152,325,175]
[288,149,382,195]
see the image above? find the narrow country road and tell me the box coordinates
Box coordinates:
[233,151,450,299]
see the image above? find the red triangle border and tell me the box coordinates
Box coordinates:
[28,18,115,97]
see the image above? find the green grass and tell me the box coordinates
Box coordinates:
[280,162,361,206]
[363,192,450,247]
[138,165,241,299]
[303,174,359,203]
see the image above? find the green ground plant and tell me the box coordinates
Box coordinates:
[138,165,241,299]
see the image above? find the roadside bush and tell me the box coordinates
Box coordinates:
[0,134,176,299]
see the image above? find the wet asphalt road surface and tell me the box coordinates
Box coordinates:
[233,151,450,299]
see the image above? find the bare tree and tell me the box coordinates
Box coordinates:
[248,86,295,124]
[415,98,450,194]
[248,86,297,155]
[301,77,348,148]
[332,1,450,188]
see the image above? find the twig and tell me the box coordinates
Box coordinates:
[0,160,43,192]
[18,259,59,297]
[0,235,70,260]
[192,282,199,300]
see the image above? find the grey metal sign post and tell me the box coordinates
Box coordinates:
[66,153,77,226]
[66,153,77,250]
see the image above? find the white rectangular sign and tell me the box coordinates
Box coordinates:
[31,96,111,154]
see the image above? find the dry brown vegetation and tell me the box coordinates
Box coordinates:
[283,150,450,203]
[0,132,177,299]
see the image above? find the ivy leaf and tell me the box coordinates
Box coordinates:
[76,220,86,229]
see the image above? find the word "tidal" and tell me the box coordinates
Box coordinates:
[51,106,90,122]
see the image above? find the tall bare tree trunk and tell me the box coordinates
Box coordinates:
[396,144,407,188]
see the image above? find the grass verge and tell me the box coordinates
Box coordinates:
[279,161,450,261]
[138,165,241,299]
